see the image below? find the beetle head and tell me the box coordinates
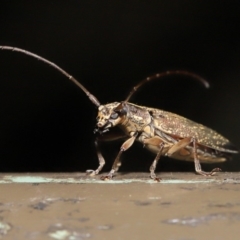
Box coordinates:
[94,102,127,134]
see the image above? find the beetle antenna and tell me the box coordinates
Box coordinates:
[125,70,210,102]
[0,46,101,107]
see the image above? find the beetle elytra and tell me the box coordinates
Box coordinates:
[0,46,238,181]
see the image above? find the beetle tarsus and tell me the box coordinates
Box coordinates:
[150,171,161,182]
[154,177,161,182]
[86,169,98,176]
[100,174,113,181]
[150,176,161,182]
[207,167,222,176]
[196,167,222,176]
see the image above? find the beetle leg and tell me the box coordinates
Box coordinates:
[192,138,222,176]
[167,137,221,176]
[142,136,164,181]
[143,136,162,146]
[149,142,165,181]
[101,133,137,180]
[86,129,127,176]
[86,139,105,176]
[167,137,192,156]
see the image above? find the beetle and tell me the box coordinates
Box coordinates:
[0,46,238,181]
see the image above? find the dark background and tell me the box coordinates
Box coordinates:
[0,1,239,173]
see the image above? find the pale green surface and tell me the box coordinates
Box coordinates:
[0,174,238,184]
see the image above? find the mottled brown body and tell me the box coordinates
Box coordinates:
[97,102,237,162]
[1,46,238,181]
[93,101,238,180]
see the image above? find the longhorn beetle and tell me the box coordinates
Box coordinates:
[0,46,238,181]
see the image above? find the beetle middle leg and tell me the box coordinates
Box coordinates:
[149,142,165,181]
[143,136,165,181]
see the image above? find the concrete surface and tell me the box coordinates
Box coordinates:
[0,172,240,240]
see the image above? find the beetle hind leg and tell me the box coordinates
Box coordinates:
[194,155,222,176]
[167,137,221,176]
[192,138,222,176]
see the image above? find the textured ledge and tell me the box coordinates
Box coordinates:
[0,172,240,239]
[0,172,239,184]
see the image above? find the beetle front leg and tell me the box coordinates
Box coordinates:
[86,139,105,176]
[192,138,221,176]
[101,133,137,180]
[86,129,127,176]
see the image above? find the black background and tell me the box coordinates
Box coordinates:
[0,1,239,173]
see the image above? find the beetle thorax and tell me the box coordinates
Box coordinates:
[124,103,152,131]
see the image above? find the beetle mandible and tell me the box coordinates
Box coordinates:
[0,46,238,181]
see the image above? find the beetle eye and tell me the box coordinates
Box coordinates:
[110,112,119,119]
